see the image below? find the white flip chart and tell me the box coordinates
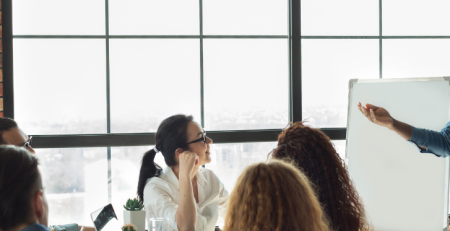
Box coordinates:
[346,77,450,231]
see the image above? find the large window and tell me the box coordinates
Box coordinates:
[5,0,450,226]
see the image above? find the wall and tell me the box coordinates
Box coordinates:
[0,0,3,117]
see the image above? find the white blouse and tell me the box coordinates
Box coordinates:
[143,167,229,231]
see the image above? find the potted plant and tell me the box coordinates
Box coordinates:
[122,224,137,231]
[123,198,145,231]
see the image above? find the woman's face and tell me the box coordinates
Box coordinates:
[185,121,213,166]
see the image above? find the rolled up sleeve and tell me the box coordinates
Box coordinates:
[409,122,450,158]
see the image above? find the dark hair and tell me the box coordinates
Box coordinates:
[270,121,372,231]
[0,118,18,144]
[0,145,41,230]
[137,114,193,201]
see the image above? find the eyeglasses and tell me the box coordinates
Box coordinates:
[185,131,207,146]
[22,136,32,149]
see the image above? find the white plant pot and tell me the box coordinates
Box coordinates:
[123,210,146,231]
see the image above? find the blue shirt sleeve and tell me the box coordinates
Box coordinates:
[409,121,450,158]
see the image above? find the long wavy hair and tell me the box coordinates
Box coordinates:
[269,122,371,231]
[223,160,330,231]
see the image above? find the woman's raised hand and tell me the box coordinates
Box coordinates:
[178,151,199,176]
[358,102,394,129]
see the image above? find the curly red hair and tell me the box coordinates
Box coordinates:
[223,160,330,231]
[270,121,371,231]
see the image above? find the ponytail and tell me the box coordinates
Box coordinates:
[136,114,194,202]
[137,149,161,201]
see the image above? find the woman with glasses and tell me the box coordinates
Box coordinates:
[137,114,228,231]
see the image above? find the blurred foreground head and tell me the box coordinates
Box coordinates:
[223,160,330,231]
[0,145,48,231]
[270,121,370,231]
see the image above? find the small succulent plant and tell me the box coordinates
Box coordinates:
[122,224,137,231]
[123,198,144,211]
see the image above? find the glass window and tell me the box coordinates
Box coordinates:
[301,0,378,36]
[36,148,108,226]
[205,141,275,227]
[111,146,166,223]
[13,39,107,135]
[203,39,289,130]
[203,0,288,35]
[301,39,379,128]
[383,39,450,78]
[383,0,450,36]
[332,140,346,161]
[109,0,199,35]
[12,0,105,35]
[205,142,276,192]
[109,39,201,133]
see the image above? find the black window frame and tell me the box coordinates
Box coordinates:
[1,0,346,148]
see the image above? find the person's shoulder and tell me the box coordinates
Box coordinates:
[145,176,170,190]
[143,176,175,204]
[22,224,48,231]
[49,224,78,231]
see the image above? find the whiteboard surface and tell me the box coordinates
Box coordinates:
[347,79,450,231]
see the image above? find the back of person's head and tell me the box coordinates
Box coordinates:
[0,145,46,230]
[223,160,330,231]
[270,121,370,231]
[137,114,193,201]
[0,118,18,144]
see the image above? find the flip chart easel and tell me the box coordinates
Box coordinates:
[346,77,450,231]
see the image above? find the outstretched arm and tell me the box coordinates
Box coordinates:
[358,102,427,151]
[358,102,412,141]
[358,102,450,157]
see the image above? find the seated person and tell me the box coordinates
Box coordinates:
[270,122,372,231]
[222,160,330,231]
[0,117,91,231]
[0,146,48,231]
[137,114,228,231]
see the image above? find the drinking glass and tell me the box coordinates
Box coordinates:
[150,218,169,231]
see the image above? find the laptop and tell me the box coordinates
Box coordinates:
[90,204,122,231]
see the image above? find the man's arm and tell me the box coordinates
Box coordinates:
[358,103,428,150]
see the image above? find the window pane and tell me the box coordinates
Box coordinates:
[203,39,289,130]
[36,148,108,226]
[205,142,275,192]
[109,0,199,35]
[13,0,105,35]
[203,0,288,35]
[301,0,378,36]
[111,146,166,224]
[302,39,379,127]
[383,39,450,78]
[14,39,107,135]
[331,140,346,161]
[383,0,450,36]
[109,39,201,133]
